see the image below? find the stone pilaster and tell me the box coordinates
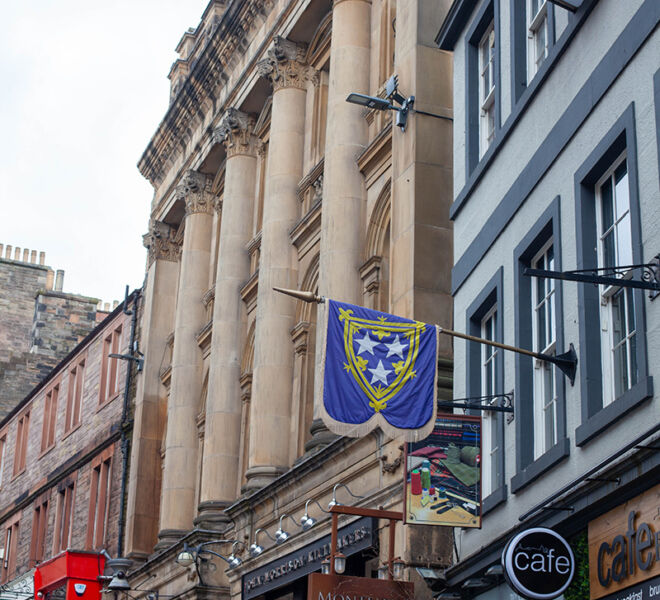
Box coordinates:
[196,110,258,529]
[244,39,309,491]
[390,0,453,341]
[157,170,214,548]
[125,221,179,559]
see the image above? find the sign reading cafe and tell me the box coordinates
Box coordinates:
[502,527,575,600]
[242,517,373,599]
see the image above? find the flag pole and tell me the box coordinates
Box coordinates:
[272,287,578,385]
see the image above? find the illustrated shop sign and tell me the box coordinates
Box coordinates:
[243,517,373,599]
[501,527,575,600]
[588,484,660,600]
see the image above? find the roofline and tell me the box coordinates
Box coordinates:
[435,0,475,50]
[0,289,141,429]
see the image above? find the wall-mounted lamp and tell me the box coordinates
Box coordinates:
[301,499,329,530]
[328,482,364,510]
[175,539,244,585]
[346,75,452,132]
[276,514,301,544]
[249,528,278,557]
[321,558,331,575]
[333,552,346,575]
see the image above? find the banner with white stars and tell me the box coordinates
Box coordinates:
[319,300,438,441]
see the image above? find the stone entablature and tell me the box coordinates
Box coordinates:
[138,0,276,188]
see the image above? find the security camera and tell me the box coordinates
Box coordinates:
[107,571,131,592]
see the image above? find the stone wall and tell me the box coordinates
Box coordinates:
[0,249,100,418]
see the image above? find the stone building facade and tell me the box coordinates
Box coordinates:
[435,0,660,597]
[125,1,455,599]
[0,245,103,417]
[0,292,139,592]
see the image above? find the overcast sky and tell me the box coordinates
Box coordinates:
[0,0,209,304]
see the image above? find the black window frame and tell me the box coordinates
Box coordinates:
[466,267,506,513]
[573,103,652,446]
[511,196,570,493]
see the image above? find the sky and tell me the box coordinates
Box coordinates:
[0,0,209,304]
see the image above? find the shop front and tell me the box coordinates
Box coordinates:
[242,517,375,600]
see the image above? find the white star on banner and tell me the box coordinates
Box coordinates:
[385,334,407,358]
[355,332,380,355]
[369,360,392,385]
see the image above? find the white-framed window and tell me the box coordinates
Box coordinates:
[596,153,637,405]
[531,240,558,458]
[481,306,500,496]
[527,0,549,81]
[479,22,496,157]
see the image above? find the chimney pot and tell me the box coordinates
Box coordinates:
[0,244,3,257]
[14,247,20,260]
[39,251,45,265]
[23,248,29,262]
[30,250,37,264]
[55,269,64,292]
[5,245,11,259]
[104,302,110,311]
[46,269,54,290]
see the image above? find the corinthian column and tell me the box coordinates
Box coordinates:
[157,170,214,548]
[197,109,258,528]
[311,0,372,450]
[125,221,179,559]
[245,38,310,491]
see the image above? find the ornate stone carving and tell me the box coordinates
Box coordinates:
[176,170,214,215]
[213,108,259,158]
[143,220,181,265]
[257,36,311,91]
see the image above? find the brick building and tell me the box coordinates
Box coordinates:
[0,290,140,596]
[0,244,105,418]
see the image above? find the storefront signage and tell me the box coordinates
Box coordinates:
[599,574,660,600]
[405,414,481,528]
[242,517,373,599]
[501,527,575,600]
[308,573,414,600]
[589,484,660,600]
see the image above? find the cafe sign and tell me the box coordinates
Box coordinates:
[308,573,414,600]
[242,517,373,599]
[588,484,660,600]
[502,527,575,600]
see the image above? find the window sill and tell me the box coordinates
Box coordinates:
[62,421,82,441]
[511,437,570,493]
[97,392,121,412]
[38,444,56,460]
[11,467,26,481]
[576,376,653,446]
[482,484,507,515]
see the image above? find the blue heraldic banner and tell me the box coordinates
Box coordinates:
[320,300,438,441]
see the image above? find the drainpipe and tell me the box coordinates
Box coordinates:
[117,286,140,558]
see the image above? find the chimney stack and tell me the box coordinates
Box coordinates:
[55,270,64,292]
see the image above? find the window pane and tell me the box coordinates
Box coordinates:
[614,161,629,220]
[601,177,614,232]
[617,213,633,267]
[602,230,616,269]
[613,342,628,399]
[611,289,625,345]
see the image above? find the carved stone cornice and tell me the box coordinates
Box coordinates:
[176,170,214,216]
[143,220,181,265]
[214,108,259,158]
[257,37,311,92]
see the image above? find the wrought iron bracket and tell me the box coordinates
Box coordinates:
[524,254,660,300]
[438,392,514,414]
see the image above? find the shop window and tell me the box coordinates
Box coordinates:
[13,410,30,476]
[100,325,122,404]
[466,268,506,511]
[53,480,75,554]
[41,383,59,452]
[86,452,112,550]
[65,360,85,432]
[574,105,651,445]
[30,497,49,566]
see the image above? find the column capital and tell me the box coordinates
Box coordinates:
[214,108,259,158]
[257,36,311,91]
[143,220,181,266]
[333,0,371,5]
[176,170,214,216]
